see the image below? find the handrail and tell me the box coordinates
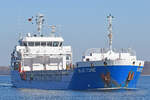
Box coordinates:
[84,48,136,56]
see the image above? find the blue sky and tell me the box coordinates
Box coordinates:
[0,0,150,65]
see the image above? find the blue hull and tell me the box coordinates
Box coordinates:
[69,65,143,90]
[11,65,143,90]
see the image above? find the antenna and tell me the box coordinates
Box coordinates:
[57,24,62,36]
[107,14,114,51]
[19,33,22,39]
[35,13,44,36]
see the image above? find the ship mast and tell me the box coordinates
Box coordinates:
[50,25,56,37]
[107,14,114,51]
[36,13,44,36]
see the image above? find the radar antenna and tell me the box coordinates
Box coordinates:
[35,13,44,36]
[107,14,114,51]
[49,25,56,37]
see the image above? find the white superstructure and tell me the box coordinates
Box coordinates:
[78,14,144,67]
[11,13,72,71]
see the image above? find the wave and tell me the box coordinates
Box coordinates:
[0,83,12,87]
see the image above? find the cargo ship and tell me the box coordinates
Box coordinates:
[10,14,144,90]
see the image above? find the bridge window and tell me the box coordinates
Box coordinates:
[47,42,52,46]
[53,41,59,47]
[19,41,23,46]
[23,42,27,46]
[60,42,62,46]
[35,42,40,46]
[28,42,34,46]
[66,54,70,60]
[21,41,62,47]
[41,42,46,46]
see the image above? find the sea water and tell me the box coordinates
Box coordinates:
[0,75,149,100]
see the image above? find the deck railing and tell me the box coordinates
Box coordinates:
[84,48,136,56]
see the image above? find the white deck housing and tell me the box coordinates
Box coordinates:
[78,48,144,67]
[11,35,72,71]
[77,14,144,68]
[11,14,72,72]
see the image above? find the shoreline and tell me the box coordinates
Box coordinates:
[0,74,10,76]
[0,74,149,76]
[140,75,150,76]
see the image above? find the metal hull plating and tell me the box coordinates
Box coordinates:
[11,65,143,90]
[11,70,74,90]
[70,65,143,90]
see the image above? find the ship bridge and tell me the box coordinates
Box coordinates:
[11,13,72,72]
[19,35,64,47]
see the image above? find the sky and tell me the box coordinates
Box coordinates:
[0,0,150,66]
